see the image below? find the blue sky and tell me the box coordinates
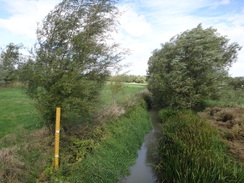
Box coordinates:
[0,0,243,76]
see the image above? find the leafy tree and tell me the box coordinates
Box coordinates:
[147,24,241,109]
[227,77,244,90]
[22,0,122,125]
[109,74,125,104]
[0,43,23,86]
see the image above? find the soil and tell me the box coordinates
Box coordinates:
[198,105,244,162]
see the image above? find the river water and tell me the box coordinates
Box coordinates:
[120,110,161,183]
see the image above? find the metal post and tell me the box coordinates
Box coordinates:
[54,107,61,170]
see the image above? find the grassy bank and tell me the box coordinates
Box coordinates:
[155,109,244,183]
[49,100,151,182]
[0,84,149,182]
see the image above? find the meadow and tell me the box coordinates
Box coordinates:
[0,83,146,139]
[0,83,148,182]
[0,87,43,138]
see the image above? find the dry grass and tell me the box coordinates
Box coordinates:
[199,105,244,162]
[0,126,53,182]
[0,146,24,183]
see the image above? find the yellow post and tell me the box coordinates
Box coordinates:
[54,107,61,170]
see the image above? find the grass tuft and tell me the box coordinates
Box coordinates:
[155,110,244,183]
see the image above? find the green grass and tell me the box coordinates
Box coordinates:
[0,87,43,138]
[62,101,151,183]
[0,83,146,139]
[100,82,147,105]
[204,90,244,106]
[0,84,148,182]
[155,109,244,183]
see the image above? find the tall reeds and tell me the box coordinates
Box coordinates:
[155,110,244,183]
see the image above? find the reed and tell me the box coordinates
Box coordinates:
[155,109,244,183]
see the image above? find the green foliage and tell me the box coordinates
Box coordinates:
[0,83,147,182]
[0,43,24,86]
[227,76,244,90]
[61,100,151,183]
[109,75,126,103]
[158,108,179,122]
[21,0,122,125]
[156,110,244,182]
[148,24,241,109]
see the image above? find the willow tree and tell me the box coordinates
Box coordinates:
[22,0,122,125]
[0,43,23,86]
[147,24,241,109]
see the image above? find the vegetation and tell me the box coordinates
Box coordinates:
[0,43,24,86]
[57,100,151,182]
[155,109,244,183]
[102,82,146,105]
[21,0,122,125]
[0,87,42,138]
[0,84,148,182]
[228,76,244,90]
[147,24,241,109]
[108,74,147,84]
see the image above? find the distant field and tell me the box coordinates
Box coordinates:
[0,83,146,139]
[100,82,147,105]
[0,87,42,138]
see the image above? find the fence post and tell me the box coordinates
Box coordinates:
[54,107,61,170]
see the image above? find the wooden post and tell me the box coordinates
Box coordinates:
[54,107,61,170]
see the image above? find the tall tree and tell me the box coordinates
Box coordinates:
[147,24,241,109]
[22,0,122,125]
[0,43,23,86]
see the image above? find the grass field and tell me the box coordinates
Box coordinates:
[0,87,43,138]
[100,83,147,105]
[0,83,146,139]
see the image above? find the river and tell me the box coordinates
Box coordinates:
[120,110,161,183]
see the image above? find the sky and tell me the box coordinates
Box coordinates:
[0,0,243,77]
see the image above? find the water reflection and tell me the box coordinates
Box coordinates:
[120,110,161,183]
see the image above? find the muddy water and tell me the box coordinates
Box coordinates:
[120,110,161,183]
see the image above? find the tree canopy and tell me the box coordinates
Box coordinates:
[0,43,23,86]
[147,24,241,109]
[21,0,121,124]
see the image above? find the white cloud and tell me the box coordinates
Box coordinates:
[0,0,243,76]
[119,5,152,37]
[218,0,230,5]
[116,0,244,76]
[229,62,244,77]
[0,0,60,41]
